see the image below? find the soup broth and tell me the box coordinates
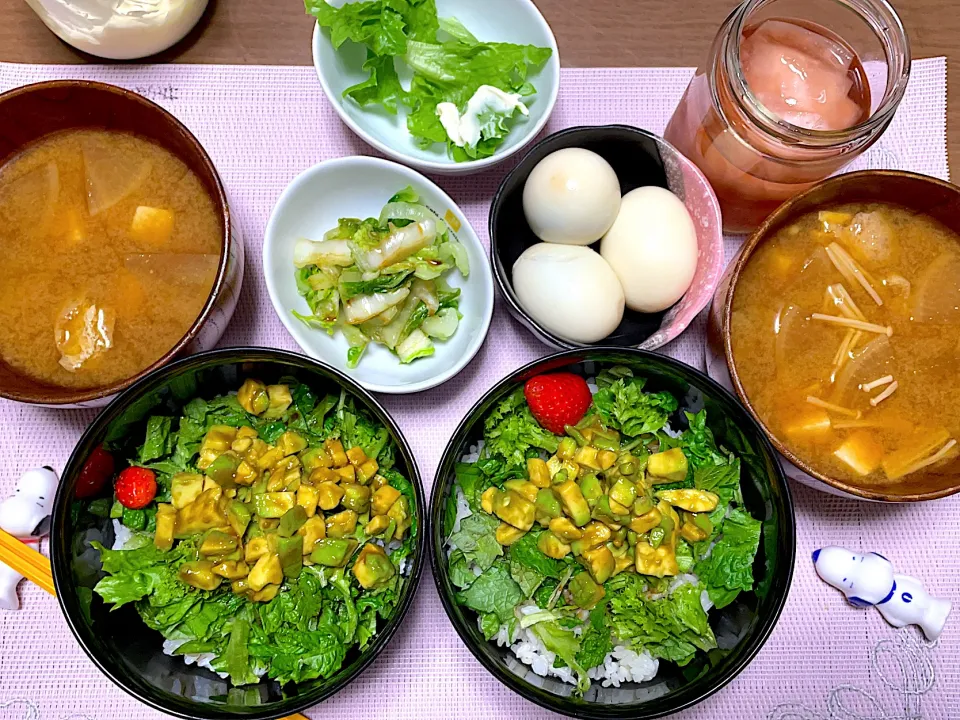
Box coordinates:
[0,129,221,389]
[731,202,960,490]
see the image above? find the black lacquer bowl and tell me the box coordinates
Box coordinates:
[489,125,724,352]
[50,348,425,720]
[430,349,794,719]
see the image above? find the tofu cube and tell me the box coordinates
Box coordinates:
[834,431,884,476]
[781,407,832,441]
[130,206,174,245]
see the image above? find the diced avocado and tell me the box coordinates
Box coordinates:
[175,487,228,537]
[569,572,605,609]
[609,478,637,508]
[346,446,367,466]
[537,531,572,559]
[300,447,331,473]
[326,509,358,538]
[495,523,526,546]
[372,485,402,515]
[578,474,603,504]
[581,545,615,584]
[597,449,618,471]
[557,436,577,460]
[592,495,627,524]
[555,480,591,527]
[571,521,612,556]
[199,530,238,557]
[248,552,284,591]
[492,490,535,531]
[386,496,412,540]
[263,384,293,420]
[178,561,222,591]
[681,521,709,543]
[364,514,390,536]
[278,505,308,537]
[277,535,304,579]
[277,431,307,457]
[251,584,280,602]
[154,504,176,551]
[244,535,273,563]
[205,452,241,489]
[297,514,327,553]
[548,517,583,543]
[226,501,252,538]
[633,494,654,516]
[352,543,396,590]
[608,496,631,516]
[526,458,550,488]
[534,488,562,524]
[296,484,321,517]
[212,560,249,580]
[324,438,348,467]
[647,448,689,483]
[252,492,296,519]
[480,487,499,514]
[657,500,680,549]
[310,538,357,567]
[171,472,205,509]
[317,482,345,511]
[237,379,270,415]
[635,541,679,577]
[657,489,720,513]
[629,508,662,535]
[503,479,538,502]
[198,426,237,470]
[341,483,371,513]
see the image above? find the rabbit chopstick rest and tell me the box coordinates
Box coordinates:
[0,467,59,610]
[813,546,951,641]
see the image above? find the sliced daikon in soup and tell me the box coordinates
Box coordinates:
[124,253,219,288]
[82,135,152,216]
[775,302,844,385]
[843,211,896,265]
[912,252,960,324]
[0,162,60,234]
[830,334,895,405]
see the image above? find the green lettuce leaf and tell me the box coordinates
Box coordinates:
[448,512,501,570]
[530,620,589,693]
[509,559,544,599]
[695,508,762,609]
[575,606,611,670]
[606,574,716,666]
[455,561,521,622]
[678,410,731,470]
[592,371,678,437]
[508,529,568,579]
[482,389,560,468]
[138,416,173,464]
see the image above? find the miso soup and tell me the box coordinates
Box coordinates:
[731,203,960,489]
[0,129,221,390]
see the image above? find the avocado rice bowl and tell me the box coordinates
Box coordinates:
[443,366,764,695]
[85,376,418,687]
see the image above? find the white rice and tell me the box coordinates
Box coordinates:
[487,609,659,688]
[111,519,135,550]
[163,638,229,678]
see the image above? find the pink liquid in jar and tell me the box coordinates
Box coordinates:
[665,17,873,233]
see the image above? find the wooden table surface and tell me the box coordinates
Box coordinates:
[2,0,956,165]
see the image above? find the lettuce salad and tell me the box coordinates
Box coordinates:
[89,379,417,686]
[293,186,468,367]
[306,0,552,161]
[444,367,763,694]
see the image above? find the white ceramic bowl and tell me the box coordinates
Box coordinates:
[263,156,494,394]
[311,0,561,175]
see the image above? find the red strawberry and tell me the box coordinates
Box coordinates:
[75,446,115,499]
[115,467,157,510]
[524,373,592,435]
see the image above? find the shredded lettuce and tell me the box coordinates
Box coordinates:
[455,560,522,622]
[592,368,679,437]
[482,389,560,468]
[306,0,551,159]
[694,508,763,609]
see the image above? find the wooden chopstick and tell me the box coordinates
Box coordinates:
[0,526,55,596]
[0,528,311,720]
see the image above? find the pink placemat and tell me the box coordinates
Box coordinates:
[0,59,956,720]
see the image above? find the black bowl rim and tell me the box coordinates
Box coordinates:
[429,347,796,719]
[50,347,427,720]
[489,124,689,352]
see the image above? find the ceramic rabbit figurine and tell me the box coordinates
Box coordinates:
[813,546,952,641]
[0,467,59,610]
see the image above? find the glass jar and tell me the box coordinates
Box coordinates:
[664,0,910,234]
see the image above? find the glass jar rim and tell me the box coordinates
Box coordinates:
[722,0,911,147]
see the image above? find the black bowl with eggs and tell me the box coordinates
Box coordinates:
[489,124,724,351]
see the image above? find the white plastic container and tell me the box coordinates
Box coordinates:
[25,0,208,60]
